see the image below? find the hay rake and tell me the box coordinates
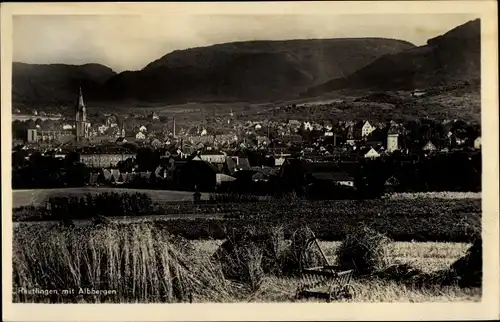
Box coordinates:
[295,228,356,302]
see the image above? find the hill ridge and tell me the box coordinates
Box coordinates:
[303,19,481,95]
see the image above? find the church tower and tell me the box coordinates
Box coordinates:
[75,87,90,142]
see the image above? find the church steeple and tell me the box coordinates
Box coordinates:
[77,86,85,110]
[75,86,89,142]
[76,86,87,122]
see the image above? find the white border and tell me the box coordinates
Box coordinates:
[1,2,498,321]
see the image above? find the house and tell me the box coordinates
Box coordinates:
[307,164,354,187]
[88,173,100,186]
[216,173,237,185]
[225,156,251,175]
[175,159,220,191]
[422,141,437,153]
[26,128,74,144]
[110,169,122,183]
[136,132,146,140]
[281,161,355,187]
[386,131,399,153]
[139,125,147,133]
[360,147,381,159]
[99,169,113,182]
[361,121,376,138]
[411,89,426,97]
[303,121,313,131]
[80,153,136,168]
[287,120,302,131]
[474,136,481,149]
[98,124,109,134]
[199,149,227,164]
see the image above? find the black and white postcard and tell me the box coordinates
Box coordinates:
[1,2,498,321]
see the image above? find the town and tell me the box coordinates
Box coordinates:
[8,10,489,308]
[12,87,482,198]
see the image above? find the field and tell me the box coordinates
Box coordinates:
[12,188,209,208]
[12,194,481,242]
[12,223,480,303]
[12,188,482,208]
[11,189,482,303]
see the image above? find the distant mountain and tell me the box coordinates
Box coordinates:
[12,63,116,111]
[102,38,415,104]
[12,38,415,109]
[303,19,481,96]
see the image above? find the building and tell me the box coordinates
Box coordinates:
[75,87,91,142]
[361,147,381,159]
[303,121,313,131]
[26,128,73,143]
[304,163,354,187]
[474,136,481,149]
[225,156,252,175]
[387,133,399,153]
[411,89,426,97]
[98,124,109,134]
[136,132,146,140]
[198,149,227,164]
[175,159,220,191]
[280,160,355,188]
[80,153,136,168]
[361,121,376,138]
[422,141,437,153]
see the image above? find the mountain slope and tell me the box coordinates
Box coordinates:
[103,38,415,103]
[12,63,116,111]
[303,19,481,96]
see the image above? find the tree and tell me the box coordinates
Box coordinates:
[66,152,80,166]
[136,147,159,171]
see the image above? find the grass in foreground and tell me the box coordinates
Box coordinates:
[13,222,481,303]
[13,223,233,303]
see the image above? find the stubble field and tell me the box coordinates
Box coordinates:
[11,190,482,303]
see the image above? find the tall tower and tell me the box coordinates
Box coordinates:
[387,133,399,153]
[75,87,90,142]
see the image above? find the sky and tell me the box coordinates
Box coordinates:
[13,14,479,73]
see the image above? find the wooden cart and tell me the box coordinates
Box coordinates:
[295,228,356,302]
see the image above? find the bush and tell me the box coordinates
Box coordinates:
[445,236,482,287]
[336,226,392,275]
[209,193,260,203]
[43,192,153,220]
